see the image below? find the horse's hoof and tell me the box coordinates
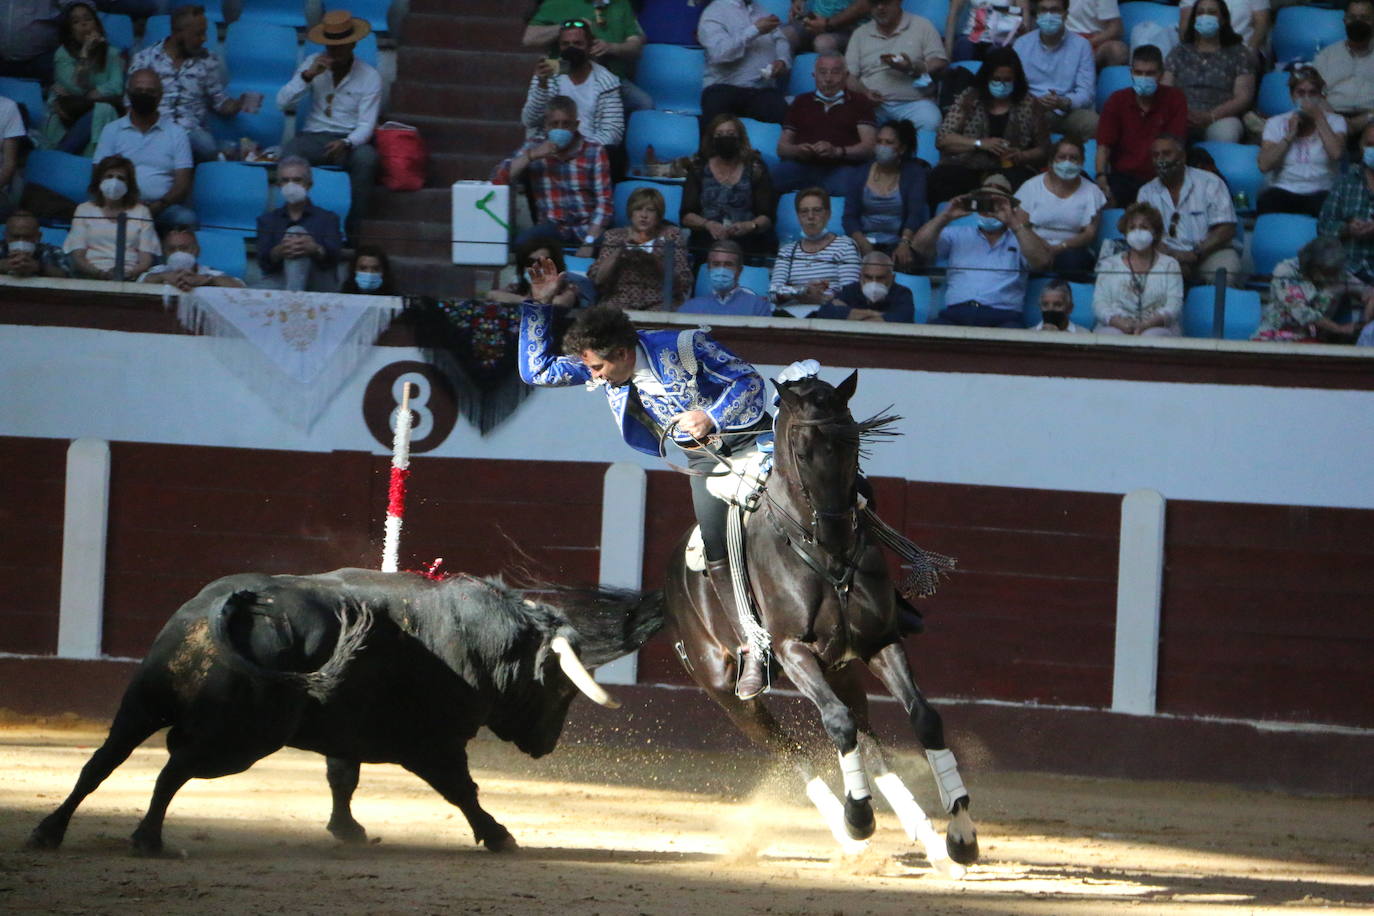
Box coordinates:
[946,829,979,866]
[25,828,61,851]
[129,830,181,859]
[482,831,519,854]
[328,819,369,846]
[843,793,875,841]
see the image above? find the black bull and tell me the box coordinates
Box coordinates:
[27,568,664,855]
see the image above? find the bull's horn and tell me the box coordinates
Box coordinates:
[550,636,621,709]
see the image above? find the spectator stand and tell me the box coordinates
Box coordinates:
[136,15,222,56]
[774,191,845,242]
[915,128,939,167]
[264,166,350,233]
[625,110,700,182]
[1195,141,1264,214]
[331,0,395,34]
[0,77,45,129]
[1095,66,1131,113]
[636,44,706,115]
[1271,6,1345,65]
[235,0,310,29]
[191,161,270,239]
[1182,285,1262,339]
[903,0,951,37]
[99,14,137,53]
[196,226,250,279]
[613,180,684,226]
[894,272,933,324]
[1024,277,1096,330]
[24,151,94,219]
[1257,70,1294,118]
[790,53,820,96]
[740,117,783,171]
[692,262,772,298]
[1118,2,1178,38]
[1248,213,1318,283]
[639,0,704,46]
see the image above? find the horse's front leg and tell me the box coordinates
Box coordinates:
[867,641,979,866]
[775,639,874,841]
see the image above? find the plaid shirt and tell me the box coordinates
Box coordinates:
[492,136,613,242]
[1318,166,1374,276]
[129,40,230,133]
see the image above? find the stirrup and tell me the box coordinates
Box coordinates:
[735,647,771,700]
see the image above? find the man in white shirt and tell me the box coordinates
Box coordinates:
[277,9,381,240]
[844,0,946,131]
[0,94,24,221]
[698,0,793,124]
[1314,0,1374,137]
[522,21,624,148]
[138,228,245,290]
[1066,0,1126,67]
[1137,133,1243,285]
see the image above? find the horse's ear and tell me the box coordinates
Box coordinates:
[772,379,802,412]
[835,370,859,404]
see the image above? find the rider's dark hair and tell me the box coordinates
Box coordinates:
[562,306,638,359]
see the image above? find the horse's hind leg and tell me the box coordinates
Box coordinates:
[775,640,875,841]
[27,697,165,850]
[867,642,979,865]
[325,756,368,844]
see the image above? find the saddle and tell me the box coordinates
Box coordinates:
[683,444,773,572]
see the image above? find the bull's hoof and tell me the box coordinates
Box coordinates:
[327,818,369,846]
[482,831,519,854]
[947,830,979,866]
[843,793,875,841]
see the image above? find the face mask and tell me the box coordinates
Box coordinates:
[99,177,127,201]
[1154,157,1181,178]
[713,135,740,158]
[1363,146,1374,170]
[8,240,36,253]
[1052,160,1082,180]
[1132,75,1158,97]
[280,180,308,204]
[708,267,736,293]
[802,227,830,241]
[1126,228,1155,251]
[547,127,575,149]
[861,280,888,302]
[560,45,588,68]
[873,145,899,164]
[354,270,383,291]
[1037,12,1063,34]
[1194,13,1220,36]
[1041,310,1069,329]
[988,80,1014,99]
[128,91,159,115]
[165,250,197,271]
[815,89,845,104]
[977,214,1004,232]
[1347,19,1372,43]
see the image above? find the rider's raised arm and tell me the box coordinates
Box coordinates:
[517,302,593,387]
[694,332,767,433]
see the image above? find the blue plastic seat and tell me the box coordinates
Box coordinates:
[636,44,705,115]
[225,23,300,93]
[294,166,350,231]
[789,53,820,95]
[625,110,701,176]
[1096,65,1132,112]
[0,77,45,126]
[199,0,227,23]
[303,32,379,68]
[903,0,951,36]
[1257,70,1294,118]
[740,117,783,171]
[194,227,249,279]
[40,225,68,248]
[612,180,684,227]
[1182,285,1262,339]
[893,273,932,323]
[951,59,981,75]
[640,0,705,45]
[775,191,846,242]
[1118,1,1178,36]
[754,0,792,19]
[915,127,939,166]
[1024,277,1096,329]
[1195,141,1263,212]
[210,91,288,150]
[1271,6,1345,64]
[1097,207,1125,247]
[692,262,772,297]
[236,0,308,28]
[99,13,135,51]
[190,161,269,236]
[563,255,594,274]
[1250,213,1317,278]
[25,149,93,203]
[326,0,392,33]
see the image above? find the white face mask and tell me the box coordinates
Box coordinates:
[861,280,888,302]
[1125,228,1155,251]
[166,250,197,271]
[280,180,309,204]
[99,177,127,201]
[8,240,36,253]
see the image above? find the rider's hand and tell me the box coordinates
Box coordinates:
[674,409,716,441]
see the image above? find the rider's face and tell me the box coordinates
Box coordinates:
[580,347,635,386]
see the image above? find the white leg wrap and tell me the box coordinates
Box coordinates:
[839,748,871,801]
[805,776,869,854]
[874,772,966,878]
[925,748,967,813]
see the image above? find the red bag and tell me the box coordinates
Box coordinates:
[374,121,428,192]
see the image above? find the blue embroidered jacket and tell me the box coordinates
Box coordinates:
[517,302,767,457]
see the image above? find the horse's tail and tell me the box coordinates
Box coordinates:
[862,507,957,599]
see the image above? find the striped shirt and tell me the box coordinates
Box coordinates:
[768,235,861,303]
[521,63,624,148]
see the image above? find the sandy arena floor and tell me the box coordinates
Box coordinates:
[2,718,1371,916]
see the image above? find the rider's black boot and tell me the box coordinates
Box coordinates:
[707,559,767,700]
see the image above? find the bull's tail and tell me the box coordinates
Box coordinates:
[209,590,373,702]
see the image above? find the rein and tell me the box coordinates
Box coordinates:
[655,418,758,477]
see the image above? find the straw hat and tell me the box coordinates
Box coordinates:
[307,9,371,46]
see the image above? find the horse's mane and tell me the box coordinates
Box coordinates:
[779,378,902,459]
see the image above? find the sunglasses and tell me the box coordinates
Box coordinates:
[561,18,589,28]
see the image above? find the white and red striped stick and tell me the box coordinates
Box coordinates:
[380,382,414,573]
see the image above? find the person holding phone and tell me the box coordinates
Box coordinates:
[523,19,625,149]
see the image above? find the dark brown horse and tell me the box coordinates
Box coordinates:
[663,372,978,873]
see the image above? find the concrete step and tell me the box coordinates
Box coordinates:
[430,151,511,184]
[367,187,451,222]
[358,218,451,259]
[391,115,526,151]
[389,256,480,299]
[388,82,528,121]
[401,14,525,52]
[408,0,515,16]
[396,47,539,86]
